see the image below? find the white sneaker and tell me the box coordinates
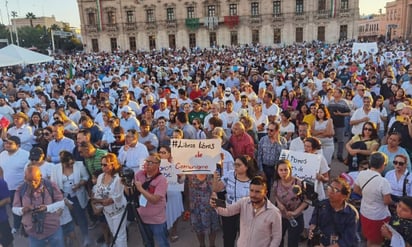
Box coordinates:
[11,228,17,234]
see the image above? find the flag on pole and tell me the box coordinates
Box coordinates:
[330,0,337,18]
[96,0,103,31]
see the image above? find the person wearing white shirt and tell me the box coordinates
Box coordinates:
[6,112,33,151]
[350,95,380,136]
[119,105,140,132]
[154,98,170,120]
[203,103,228,134]
[0,136,29,233]
[118,129,149,173]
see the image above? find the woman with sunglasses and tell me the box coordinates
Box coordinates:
[384,155,412,204]
[212,155,257,247]
[378,132,411,175]
[346,122,380,171]
[269,160,307,247]
[91,153,127,247]
[51,151,91,246]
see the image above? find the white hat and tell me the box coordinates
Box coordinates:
[159,98,167,103]
[120,105,132,113]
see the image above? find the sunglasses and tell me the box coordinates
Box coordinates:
[267,128,276,132]
[43,132,51,136]
[54,117,59,121]
[363,128,373,131]
[393,161,406,166]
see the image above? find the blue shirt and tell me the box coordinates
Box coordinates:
[0,179,10,222]
[47,137,75,163]
[310,199,358,247]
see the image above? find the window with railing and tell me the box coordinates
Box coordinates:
[251,2,259,16]
[229,4,237,16]
[208,5,216,17]
[296,0,304,14]
[273,1,281,15]
[187,6,195,18]
[167,8,175,21]
[146,9,155,23]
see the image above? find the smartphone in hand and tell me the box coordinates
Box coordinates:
[212,198,226,208]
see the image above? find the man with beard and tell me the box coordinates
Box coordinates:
[290,122,311,152]
[211,176,282,247]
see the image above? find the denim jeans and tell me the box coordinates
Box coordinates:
[67,195,89,241]
[28,227,64,247]
[9,190,22,230]
[140,222,170,247]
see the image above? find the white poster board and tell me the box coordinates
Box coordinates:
[352,42,378,55]
[280,149,321,190]
[160,159,184,191]
[171,139,221,174]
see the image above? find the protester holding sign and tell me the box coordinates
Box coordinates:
[212,155,257,247]
[270,159,308,247]
[158,146,184,243]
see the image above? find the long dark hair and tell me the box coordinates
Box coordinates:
[361,121,379,141]
[236,155,257,179]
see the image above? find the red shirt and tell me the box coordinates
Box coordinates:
[229,132,255,159]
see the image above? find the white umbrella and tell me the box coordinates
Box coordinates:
[0,44,53,66]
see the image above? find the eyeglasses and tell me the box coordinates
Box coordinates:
[363,128,373,131]
[114,135,121,139]
[144,160,160,166]
[54,117,59,121]
[327,185,342,194]
[192,122,198,125]
[267,128,276,132]
[158,151,167,154]
[43,132,50,136]
[393,160,406,166]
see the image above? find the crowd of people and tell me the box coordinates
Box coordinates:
[0,39,411,247]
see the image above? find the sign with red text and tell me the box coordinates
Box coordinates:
[160,159,184,191]
[171,139,221,174]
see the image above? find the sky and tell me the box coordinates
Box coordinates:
[0,0,391,29]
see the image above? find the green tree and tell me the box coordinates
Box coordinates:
[25,12,36,28]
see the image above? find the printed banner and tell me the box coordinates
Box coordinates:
[352,42,378,54]
[160,159,184,191]
[279,149,321,190]
[171,139,221,174]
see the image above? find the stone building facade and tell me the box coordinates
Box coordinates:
[385,0,412,41]
[77,0,360,52]
[357,13,388,41]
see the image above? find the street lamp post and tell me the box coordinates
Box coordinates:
[5,1,14,44]
[11,11,19,46]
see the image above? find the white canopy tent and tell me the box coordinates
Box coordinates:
[0,44,53,67]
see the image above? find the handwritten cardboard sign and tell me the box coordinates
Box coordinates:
[280,149,321,191]
[160,159,184,191]
[171,139,221,174]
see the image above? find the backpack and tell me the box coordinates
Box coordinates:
[19,179,55,205]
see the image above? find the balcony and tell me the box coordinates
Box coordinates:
[316,10,331,19]
[85,24,98,33]
[124,22,137,31]
[249,15,262,25]
[105,24,118,32]
[145,21,157,30]
[294,12,307,21]
[339,8,352,18]
[165,19,177,29]
[272,13,284,22]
